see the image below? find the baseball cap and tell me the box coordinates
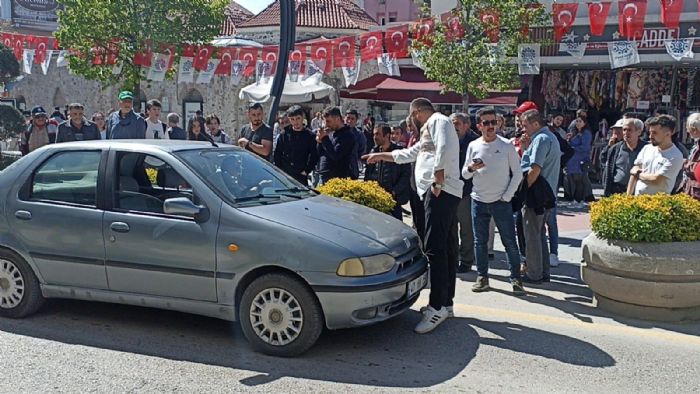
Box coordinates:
[513,101,538,114]
[31,106,47,116]
[118,91,134,101]
[612,119,625,128]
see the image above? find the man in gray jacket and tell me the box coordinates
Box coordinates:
[106,91,146,139]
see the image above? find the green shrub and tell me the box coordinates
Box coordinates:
[317,178,396,214]
[590,193,700,243]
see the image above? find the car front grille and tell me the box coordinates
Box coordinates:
[396,247,424,273]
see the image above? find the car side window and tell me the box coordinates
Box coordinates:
[30,151,101,207]
[115,152,194,215]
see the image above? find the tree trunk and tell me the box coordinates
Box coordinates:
[462,94,469,114]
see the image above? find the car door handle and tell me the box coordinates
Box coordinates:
[15,210,32,221]
[110,222,130,233]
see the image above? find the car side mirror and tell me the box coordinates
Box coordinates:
[163,197,208,222]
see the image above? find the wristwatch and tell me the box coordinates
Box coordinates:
[432,182,443,189]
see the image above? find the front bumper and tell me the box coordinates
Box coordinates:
[311,255,428,330]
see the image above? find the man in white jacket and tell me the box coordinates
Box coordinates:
[363,98,461,334]
[462,107,525,295]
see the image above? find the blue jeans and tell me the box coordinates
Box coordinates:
[472,200,522,279]
[546,206,559,256]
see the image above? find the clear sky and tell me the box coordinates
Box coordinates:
[236,0,275,15]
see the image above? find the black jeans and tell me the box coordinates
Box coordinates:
[423,190,460,310]
[410,190,426,242]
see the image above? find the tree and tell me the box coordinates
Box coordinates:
[0,105,26,140]
[0,44,20,88]
[412,1,549,109]
[55,0,227,91]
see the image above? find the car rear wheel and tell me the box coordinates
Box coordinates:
[0,249,44,318]
[239,273,323,357]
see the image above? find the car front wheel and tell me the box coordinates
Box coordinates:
[0,249,44,318]
[239,273,323,357]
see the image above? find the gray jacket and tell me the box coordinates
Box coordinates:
[106,110,146,140]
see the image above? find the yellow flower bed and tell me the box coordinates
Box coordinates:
[590,193,700,243]
[317,178,396,214]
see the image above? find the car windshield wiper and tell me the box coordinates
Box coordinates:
[234,194,282,203]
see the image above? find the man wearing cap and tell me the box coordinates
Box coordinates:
[106,91,146,139]
[20,106,57,155]
[601,119,642,196]
[56,103,101,143]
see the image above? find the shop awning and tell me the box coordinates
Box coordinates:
[340,68,519,106]
[239,75,335,104]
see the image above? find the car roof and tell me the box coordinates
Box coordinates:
[42,140,236,153]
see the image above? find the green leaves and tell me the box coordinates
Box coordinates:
[0,106,26,140]
[0,44,20,86]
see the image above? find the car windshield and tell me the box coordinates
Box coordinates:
[175,149,314,206]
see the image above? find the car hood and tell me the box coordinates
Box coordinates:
[240,195,418,256]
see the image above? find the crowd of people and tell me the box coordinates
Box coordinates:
[17,90,700,335]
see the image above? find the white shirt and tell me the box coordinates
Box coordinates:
[392,112,462,199]
[634,143,684,195]
[462,136,523,203]
[145,119,169,139]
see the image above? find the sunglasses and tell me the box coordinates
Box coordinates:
[480,120,498,126]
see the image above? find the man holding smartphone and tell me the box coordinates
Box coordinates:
[462,107,525,295]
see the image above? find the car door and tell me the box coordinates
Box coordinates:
[102,150,218,301]
[7,149,108,289]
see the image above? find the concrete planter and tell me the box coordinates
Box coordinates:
[581,234,700,322]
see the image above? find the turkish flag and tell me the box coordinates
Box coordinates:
[133,42,153,67]
[442,11,465,42]
[310,40,333,73]
[552,3,579,42]
[1,33,12,48]
[33,37,50,64]
[660,0,684,29]
[333,36,355,68]
[193,45,215,71]
[182,43,196,57]
[12,34,25,60]
[237,47,259,76]
[105,40,120,65]
[289,45,307,74]
[618,0,648,40]
[159,44,177,70]
[360,31,383,62]
[587,2,612,36]
[414,18,435,46]
[215,48,236,75]
[261,46,279,74]
[386,25,409,58]
[478,10,500,43]
[52,38,60,50]
[92,45,106,65]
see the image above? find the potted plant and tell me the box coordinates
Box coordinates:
[582,193,700,321]
[317,178,396,215]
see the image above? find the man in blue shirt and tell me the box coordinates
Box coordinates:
[519,109,561,283]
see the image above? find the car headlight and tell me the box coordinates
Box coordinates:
[337,254,396,277]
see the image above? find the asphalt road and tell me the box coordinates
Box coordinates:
[1,206,699,393]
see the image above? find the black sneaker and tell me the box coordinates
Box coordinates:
[457,262,472,273]
[471,276,490,292]
[511,279,526,296]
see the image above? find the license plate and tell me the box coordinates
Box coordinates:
[407,271,428,298]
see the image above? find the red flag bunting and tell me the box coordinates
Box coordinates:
[2,33,13,49]
[310,40,333,73]
[12,34,24,60]
[133,41,153,67]
[261,46,279,74]
[106,40,120,65]
[333,36,355,68]
[442,11,465,41]
[660,0,684,30]
[289,45,307,74]
[92,45,105,65]
[193,45,215,71]
[618,0,648,40]
[159,44,177,70]
[52,38,60,50]
[237,47,259,76]
[386,25,409,58]
[33,36,50,64]
[414,18,435,46]
[182,43,196,57]
[587,2,612,36]
[215,48,236,75]
[479,10,500,43]
[552,3,579,42]
[360,31,383,62]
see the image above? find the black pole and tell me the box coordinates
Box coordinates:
[267,0,296,125]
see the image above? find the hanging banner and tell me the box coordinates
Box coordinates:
[288,46,306,79]
[230,59,248,86]
[411,50,425,70]
[385,25,409,58]
[517,44,540,75]
[1,33,12,48]
[618,0,648,40]
[238,47,259,77]
[147,53,170,82]
[196,59,219,84]
[660,0,684,30]
[133,42,153,67]
[33,36,50,64]
[193,45,215,71]
[333,36,356,68]
[377,53,400,77]
[261,46,279,75]
[41,50,53,75]
[11,0,61,31]
[288,60,303,82]
[478,9,500,43]
[255,59,274,85]
[310,41,333,73]
[22,49,35,74]
[341,56,361,88]
[56,50,69,67]
[360,31,383,62]
[159,44,177,71]
[442,11,465,41]
[587,2,613,36]
[178,56,195,83]
[215,48,236,75]
[559,42,587,59]
[12,34,25,60]
[608,40,640,69]
[106,40,120,65]
[414,18,435,47]
[552,3,579,42]
[665,38,694,61]
[302,59,323,83]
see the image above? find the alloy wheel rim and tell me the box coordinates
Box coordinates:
[0,259,24,309]
[249,288,303,346]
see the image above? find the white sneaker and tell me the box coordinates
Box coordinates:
[420,305,454,317]
[414,306,449,334]
[549,253,560,267]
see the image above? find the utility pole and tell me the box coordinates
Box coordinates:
[267,0,296,126]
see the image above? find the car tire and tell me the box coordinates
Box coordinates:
[0,249,44,318]
[239,273,323,357]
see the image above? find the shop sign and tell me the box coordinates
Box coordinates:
[11,0,61,31]
[636,100,650,110]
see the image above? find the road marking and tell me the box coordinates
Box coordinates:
[417,297,700,346]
